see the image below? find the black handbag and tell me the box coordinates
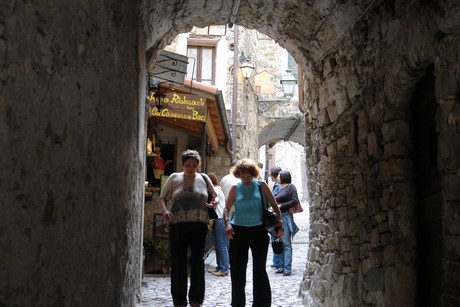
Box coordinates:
[258,181,277,230]
[201,174,218,220]
[272,236,284,254]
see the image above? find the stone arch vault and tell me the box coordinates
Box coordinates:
[1,1,459,306]
[258,115,305,146]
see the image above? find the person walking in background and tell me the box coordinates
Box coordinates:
[206,173,230,277]
[274,170,299,276]
[223,159,283,307]
[270,166,282,197]
[157,149,217,307]
[152,147,173,179]
[268,166,282,270]
[219,159,240,219]
[219,159,240,198]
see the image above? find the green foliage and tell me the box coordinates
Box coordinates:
[143,237,170,265]
[143,237,155,256]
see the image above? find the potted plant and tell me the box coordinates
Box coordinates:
[154,239,170,274]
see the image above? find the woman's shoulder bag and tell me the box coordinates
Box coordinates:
[258,181,277,230]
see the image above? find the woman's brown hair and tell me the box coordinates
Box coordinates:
[231,159,260,178]
[207,173,219,186]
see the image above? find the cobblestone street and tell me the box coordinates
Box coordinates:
[139,210,309,307]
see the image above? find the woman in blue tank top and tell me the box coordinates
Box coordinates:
[222,159,283,307]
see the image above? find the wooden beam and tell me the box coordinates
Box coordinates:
[205,111,219,153]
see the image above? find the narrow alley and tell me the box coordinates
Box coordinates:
[3,1,460,306]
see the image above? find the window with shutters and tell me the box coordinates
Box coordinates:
[187,42,216,85]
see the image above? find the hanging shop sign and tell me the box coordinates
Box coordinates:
[151,92,207,122]
[151,50,188,85]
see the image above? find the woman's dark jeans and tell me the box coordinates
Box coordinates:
[229,224,271,307]
[169,222,208,306]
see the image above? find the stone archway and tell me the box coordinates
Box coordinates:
[2,1,459,306]
[258,115,305,146]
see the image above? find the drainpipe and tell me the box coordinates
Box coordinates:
[265,145,269,182]
[229,0,241,158]
[232,26,239,158]
[229,0,241,28]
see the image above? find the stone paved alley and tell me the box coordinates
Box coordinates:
[139,210,309,307]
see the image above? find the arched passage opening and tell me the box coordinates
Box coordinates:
[142,12,314,304]
[141,17,313,304]
[3,1,459,307]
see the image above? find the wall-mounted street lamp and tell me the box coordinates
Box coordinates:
[257,69,298,114]
[239,52,255,98]
[152,90,166,110]
[280,69,297,101]
[240,56,255,79]
[147,74,166,111]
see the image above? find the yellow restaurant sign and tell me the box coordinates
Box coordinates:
[150,92,207,122]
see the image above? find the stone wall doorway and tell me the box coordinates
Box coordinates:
[411,67,442,306]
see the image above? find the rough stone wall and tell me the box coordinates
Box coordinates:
[236,28,260,161]
[254,36,298,125]
[0,1,143,306]
[223,27,260,161]
[2,0,459,306]
[435,3,460,304]
[205,145,233,181]
[301,2,460,306]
